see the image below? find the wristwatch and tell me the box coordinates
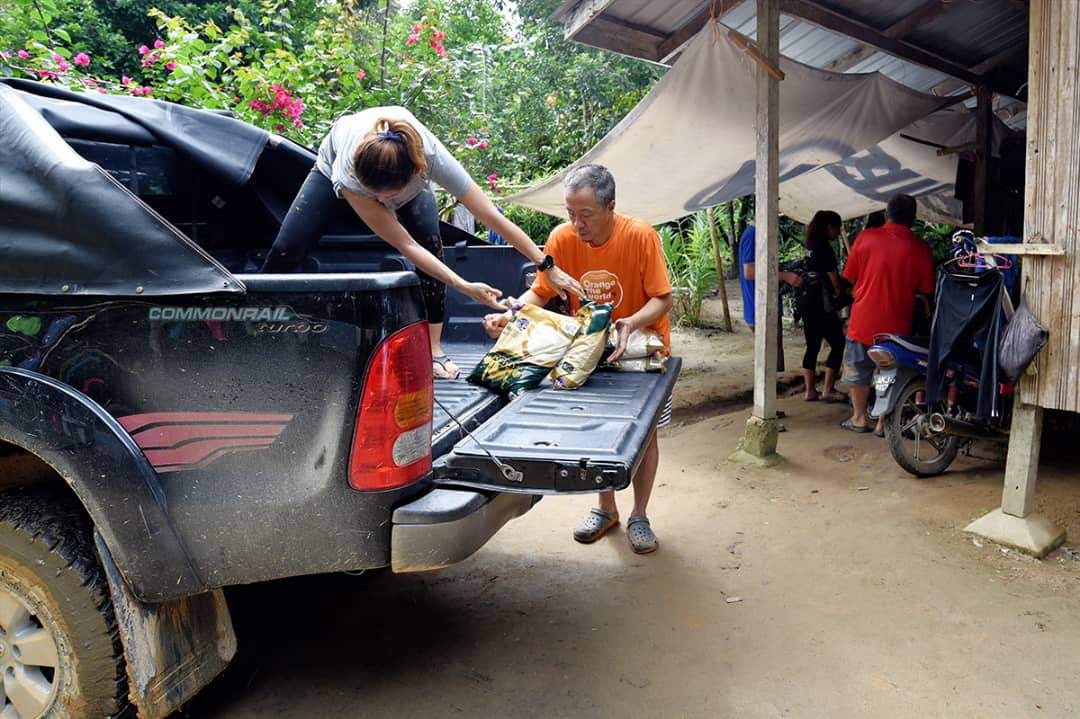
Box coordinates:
[537,255,555,272]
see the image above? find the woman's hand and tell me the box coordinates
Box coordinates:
[544,265,586,300]
[459,281,504,310]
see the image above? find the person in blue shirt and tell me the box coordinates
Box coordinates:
[738,224,802,426]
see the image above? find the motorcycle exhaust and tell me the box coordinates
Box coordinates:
[928,413,1001,440]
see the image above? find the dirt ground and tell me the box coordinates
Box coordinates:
[182,290,1080,719]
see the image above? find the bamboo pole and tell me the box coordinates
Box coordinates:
[707,207,734,332]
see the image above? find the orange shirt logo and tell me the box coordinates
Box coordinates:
[581,270,624,309]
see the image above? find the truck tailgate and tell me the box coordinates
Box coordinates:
[432,358,681,494]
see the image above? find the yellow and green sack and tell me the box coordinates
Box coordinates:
[552,302,614,390]
[469,302,582,396]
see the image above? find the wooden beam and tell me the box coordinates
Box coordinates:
[978,242,1065,256]
[881,0,949,40]
[753,0,781,430]
[825,0,950,72]
[561,0,618,40]
[658,0,741,64]
[974,85,992,234]
[1001,403,1044,517]
[971,44,1026,75]
[779,0,980,84]
[574,17,663,62]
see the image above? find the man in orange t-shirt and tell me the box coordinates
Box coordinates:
[483,164,673,554]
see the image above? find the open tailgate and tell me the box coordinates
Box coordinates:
[432,358,681,494]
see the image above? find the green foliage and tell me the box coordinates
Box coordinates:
[0,0,659,231]
[659,211,719,328]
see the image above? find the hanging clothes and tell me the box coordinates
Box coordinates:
[926,268,1004,419]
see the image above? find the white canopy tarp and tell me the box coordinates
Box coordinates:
[506,19,958,225]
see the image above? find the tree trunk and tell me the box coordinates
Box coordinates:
[707,207,734,332]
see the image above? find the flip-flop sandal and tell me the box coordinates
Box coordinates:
[573,508,619,543]
[627,516,658,554]
[804,394,820,402]
[432,354,460,380]
[821,392,846,403]
[874,427,885,438]
[840,418,872,434]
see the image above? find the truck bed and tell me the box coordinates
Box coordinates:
[432,341,500,459]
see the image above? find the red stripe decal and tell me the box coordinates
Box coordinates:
[143,438,276,468]
[117,412,293,433]
[131,423,286,450]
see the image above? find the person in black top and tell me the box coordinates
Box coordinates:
[799,210,845,401]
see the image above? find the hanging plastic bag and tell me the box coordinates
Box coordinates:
[998,298,1049,382]
[469,302,582,395]
[552,302,613,389]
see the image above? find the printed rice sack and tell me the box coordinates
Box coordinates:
[552,302,613,390]
[469,302,582,395]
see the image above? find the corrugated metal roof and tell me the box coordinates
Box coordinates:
[555,0,1027,125]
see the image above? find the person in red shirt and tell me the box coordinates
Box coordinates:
[841,194,935,433]
[483,164,673,554]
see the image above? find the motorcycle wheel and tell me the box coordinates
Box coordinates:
[885,378,960,477]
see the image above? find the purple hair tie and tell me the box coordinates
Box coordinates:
[381,130,403,142]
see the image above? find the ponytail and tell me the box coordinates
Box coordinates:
[352,117,428,191]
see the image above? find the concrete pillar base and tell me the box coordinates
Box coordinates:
[728,448,784,467]
[965,508,1066,558]
[737,415,780,460]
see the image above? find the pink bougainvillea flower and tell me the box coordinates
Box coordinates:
[97,87,106,94]
[1,51,10,61]
[466,135,478,147]
[73,52,90,67]
[478,140,488,150]
[406,33,420,46]
[292,117,303,128]
[17,49,29,59]
[432,30,446,42]
[37,69,56,80]
[129,85,141,96]
[82,78,96,87]
[165,62,176,71]
[138,44,150,55]
[356,68,366,81]
[411,22,423,33]
[52,53,63,62]
[56,60,71,73]
[434,43,447,58]
[154,38,165,50]
[487,173,498,190]
[275,123,285,132]
[141,86,153,96]
[121,75,132,85]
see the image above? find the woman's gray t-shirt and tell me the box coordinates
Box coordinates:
[315,106,473,210]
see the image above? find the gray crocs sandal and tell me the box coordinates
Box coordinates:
[627,516,658,554]
[573,508,619,544]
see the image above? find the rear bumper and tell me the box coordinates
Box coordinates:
[390,488,536,573]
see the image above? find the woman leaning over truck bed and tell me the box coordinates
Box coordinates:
[260,106,584,379]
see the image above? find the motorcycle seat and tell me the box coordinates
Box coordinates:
[876,333,929,354]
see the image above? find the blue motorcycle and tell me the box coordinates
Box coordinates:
[869,231,1016,477]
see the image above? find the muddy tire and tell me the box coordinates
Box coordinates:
[885,379,960,478]
[0,488,127,718]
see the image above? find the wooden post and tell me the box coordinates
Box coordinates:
[1001,403,1044,518]
[973,85,993,235]
[707,207,733,332]
[739,0,782,460]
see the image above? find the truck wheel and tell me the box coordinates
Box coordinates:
[0,489,127,718]
[885,379,960,477]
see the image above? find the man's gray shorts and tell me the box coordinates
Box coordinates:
[843,340,875,386]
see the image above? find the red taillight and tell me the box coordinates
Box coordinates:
[348,322,433,491]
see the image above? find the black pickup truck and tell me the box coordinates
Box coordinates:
[0,79,679,718]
